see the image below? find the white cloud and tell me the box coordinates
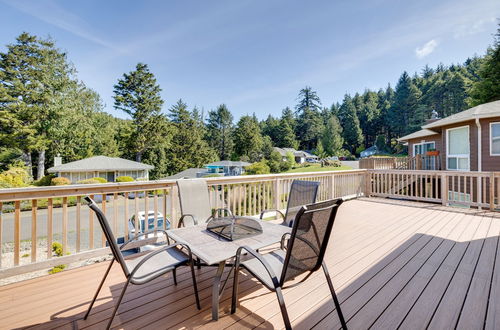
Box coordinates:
[415,39,438,59]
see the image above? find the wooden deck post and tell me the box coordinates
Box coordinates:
[364,171,371,197]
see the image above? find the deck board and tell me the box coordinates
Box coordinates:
[0,198,499,330]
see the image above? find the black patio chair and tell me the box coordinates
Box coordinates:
[83,197,200,330]
[232,199,347,330]
[259,179,320,227]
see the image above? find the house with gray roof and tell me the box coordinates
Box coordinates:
[47,155,154,183]
[398,100,500,171]
[205,160,251,176]
[273,147,319,163]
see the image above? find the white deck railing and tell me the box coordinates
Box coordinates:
[0,170,368,278]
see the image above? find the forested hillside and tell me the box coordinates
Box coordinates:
[0,25,498,183]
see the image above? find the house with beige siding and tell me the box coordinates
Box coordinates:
[47,155,153,183]
[398,100,500,171]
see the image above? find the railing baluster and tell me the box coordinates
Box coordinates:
[134,192,139,235]
[125,193,129,238]
[88,195,94,250]
[14,200,20,266]
[154,191,158,234]
[76,196,81,253]
[0,202,2,268]
[101,197,106,247]
[62,197,68,254]
[113,193,118,235]
[31,200,37,263]
[162,189,167,230]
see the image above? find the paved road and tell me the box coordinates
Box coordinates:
[0,196,171,245]
[341,160,359,169]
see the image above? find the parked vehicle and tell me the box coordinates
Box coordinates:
[127,192,145,199]
[128,211,170,239]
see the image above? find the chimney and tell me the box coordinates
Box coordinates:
[425,110,440,125]
[54,154,62,167]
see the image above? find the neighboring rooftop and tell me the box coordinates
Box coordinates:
[164,168,208,180]
[47,156,154,173]
[397,128,440,142]
[205,161,251,167]
[422,100,500,129]
[273,147,318,158]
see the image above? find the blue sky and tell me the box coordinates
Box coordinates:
[0,0,498,120]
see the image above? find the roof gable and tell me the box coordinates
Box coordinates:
[47,156,154,173]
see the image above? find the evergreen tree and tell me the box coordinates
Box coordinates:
[206,104,234,160]
[338,94,363,154]
[470,24,500,105]
[276,118,298,149]
[359,90,381,147]
[233,115,264,161]
[166,100,216,174]
[388,72,422,137]
[261,115,280,145]
[295,86,322,114]
[113,63,164,162]
[0,32,76,179]
[321,115,344,156]
[295,87,324,150]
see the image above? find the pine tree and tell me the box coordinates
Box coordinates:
[338,94,363,154]
[0,32,76,179]
[261,115,280,145]
[321,115,344,156]
[469,24,500,105]
[276,119,298,149]
[295,86,322,114]
[113,63,164,162]
[206,104,234,160]
[233,115,264,161]
[359,90,381,147]
[295,87,324,150]
[166,100,216,174]
[388,72,422,137]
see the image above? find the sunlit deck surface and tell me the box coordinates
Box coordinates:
[2,197,500,329]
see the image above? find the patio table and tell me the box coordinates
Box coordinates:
[167,218,291,321]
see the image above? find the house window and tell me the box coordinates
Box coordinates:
[413,141,435,156]
[491,122,500,156]
[446,126,469,171]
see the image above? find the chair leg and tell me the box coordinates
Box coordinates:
[106,277,131,330]
[172,268,177,285]
[231,263,240,314]
[275,287,291,330]
[322,262,347,330]
[189,261,201,310]
[84,259,114,320]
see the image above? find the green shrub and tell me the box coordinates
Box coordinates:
[48,264,66,274]
[116,176,134,182]
[136,177,147,181]
[22,253,30,258]
[34,174,55,186]
[51,177,71,186]
[52,242,63,257]
[93,177,107,183]
[0,167,31,188]
[77,178,101,184]
[245,161,270,175]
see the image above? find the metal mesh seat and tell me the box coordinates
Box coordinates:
[83,197,200,330]
[177,178,234,226]
[260,180,320,227]
[233,199,347,330]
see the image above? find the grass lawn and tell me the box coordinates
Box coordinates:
[284,164,352,173]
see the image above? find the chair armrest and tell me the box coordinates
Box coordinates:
[120,229,170,250]
[280,233,291,250]
[179,214,197,226]
[259,209,285,220]
[235,245,280,288]
[129,242,194,277]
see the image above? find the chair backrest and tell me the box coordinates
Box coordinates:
[176,179,212,226]
[84,197,130,276]
[283,180,320,227]
[280,198,343,286]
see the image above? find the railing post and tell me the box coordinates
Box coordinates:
[274,177,280,210]
[441,173,448,206]
[490,172,495,211]
[364,171,371,197]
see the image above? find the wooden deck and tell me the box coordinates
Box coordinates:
[1,197,500,329]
